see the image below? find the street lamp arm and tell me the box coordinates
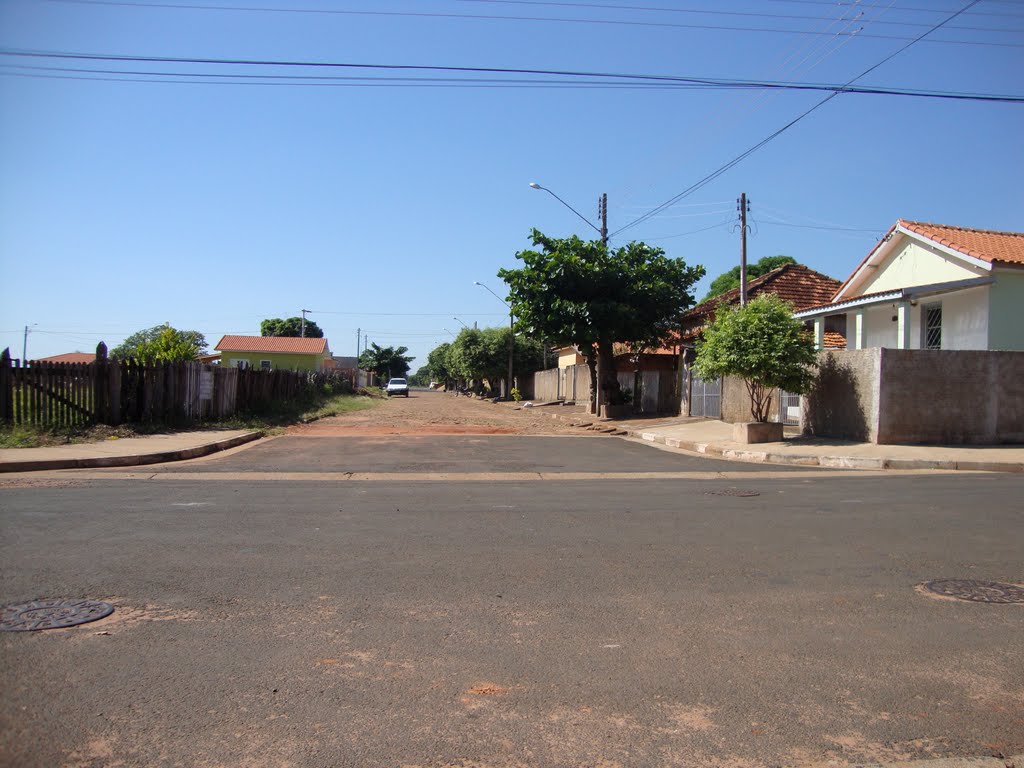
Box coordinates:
[529,182,602,237]
[473,281,510,309]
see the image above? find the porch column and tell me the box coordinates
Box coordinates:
[813,317,824,350]
[896,301,911,349]
[852,310,865,350]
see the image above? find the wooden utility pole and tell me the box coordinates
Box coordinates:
[738,193,749,306]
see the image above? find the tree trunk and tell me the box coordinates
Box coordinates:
[583,350,598,414]
[596,340,620,405]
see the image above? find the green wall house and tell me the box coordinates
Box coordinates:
[214,335,332,372]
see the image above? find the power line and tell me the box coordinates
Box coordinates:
[43,0,1024,46]
[764,0,1024,17]
[2,53,1021,102]
[456,0,1023,30]
[610,0,987,239]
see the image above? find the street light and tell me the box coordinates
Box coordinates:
[474,281,514,400]
[530,181,610,414]
[453,317,469,329]
[529,182,607,244]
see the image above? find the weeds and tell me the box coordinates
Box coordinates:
[0,390,384,447]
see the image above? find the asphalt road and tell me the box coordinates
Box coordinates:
[1,431,1022,767]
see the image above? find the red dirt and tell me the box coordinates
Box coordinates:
[285,391,589,437]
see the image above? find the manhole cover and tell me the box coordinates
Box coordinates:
[1,599,115,631]
[921,579,1024,604]
[704,488,760,497]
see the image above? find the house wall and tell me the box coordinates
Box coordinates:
[221,352,323,372]
[988,269,1024,351]
[803,349,881,442]
[557,349,584,369]
[803,348,1024,444]
[877,349,1024,444]
[859,238,987,294]
[939,286,989,350]
[862,307,898,349]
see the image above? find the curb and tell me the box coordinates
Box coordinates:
[537,411,1023,473]
[625,427,1023,473]
[0,431,264,474]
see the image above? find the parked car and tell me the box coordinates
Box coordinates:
[385,378,409,397]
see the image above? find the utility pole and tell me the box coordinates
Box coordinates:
[738,193,750,306]
[356,328,361,358]
[22,325,30,364]
[300,309,310,338]
[598,193,608,245]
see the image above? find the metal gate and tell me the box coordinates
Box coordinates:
[779,390,801,426]
[689,374,721,418]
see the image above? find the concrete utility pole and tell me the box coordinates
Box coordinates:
[300,309,310,338]
[356,328,361,358]
[738,193,750,306]
[599,192,608,245]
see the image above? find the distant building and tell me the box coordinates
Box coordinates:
[34,352,95,364]
[214,335,332,372]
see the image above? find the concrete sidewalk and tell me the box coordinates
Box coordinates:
[0,429,261,473]
[523,403,1024,473]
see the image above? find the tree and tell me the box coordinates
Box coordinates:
[499,229,704,408]
[358,343,414,381]
[427,343,454,385]
[260,317,324,338]
[111,324,207,362]
[693,293,818,422]
[702,255,796,302]
[443,327,544,392]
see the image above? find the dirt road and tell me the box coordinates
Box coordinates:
[286,388,589,436]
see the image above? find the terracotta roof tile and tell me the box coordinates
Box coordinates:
[823,331,847,349]
[680,263,841,341]
[215,335,328,354]
[35,352,94,364]
[899,220,1024,266]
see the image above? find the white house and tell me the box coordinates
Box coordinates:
[795,220,1024,351]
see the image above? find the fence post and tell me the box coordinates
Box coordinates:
[93,342,110,425]
[0,348,12,425]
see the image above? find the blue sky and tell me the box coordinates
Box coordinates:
[1,0,1022,369]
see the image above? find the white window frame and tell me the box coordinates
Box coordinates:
[260,360,272,370]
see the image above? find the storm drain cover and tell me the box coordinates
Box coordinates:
[921,579,1024,604]
[1,599,115,631]
[705,488,760,497]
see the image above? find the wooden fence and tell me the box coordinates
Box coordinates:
[0,344,336,429]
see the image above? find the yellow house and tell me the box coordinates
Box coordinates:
[214,335,332,372]
[554,346,585,369]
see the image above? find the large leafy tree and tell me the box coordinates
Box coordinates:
[499,229,704,407]
[260,317,324,338]
[693,293,817,422]
[358,343,414,381]
[702,255,796,302]
[111,324,207,362]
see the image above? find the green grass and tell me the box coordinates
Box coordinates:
[0,392,383,448]
[209,391,383,434]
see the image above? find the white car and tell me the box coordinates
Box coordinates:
[385,378,409,397]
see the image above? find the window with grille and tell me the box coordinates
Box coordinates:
[923,304,942,349]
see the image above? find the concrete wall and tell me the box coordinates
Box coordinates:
[876,349,1024,444]
[988,269,1024,351]
[532,363,591,403]
[803,349,881,442]
[803,348,1024,444]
